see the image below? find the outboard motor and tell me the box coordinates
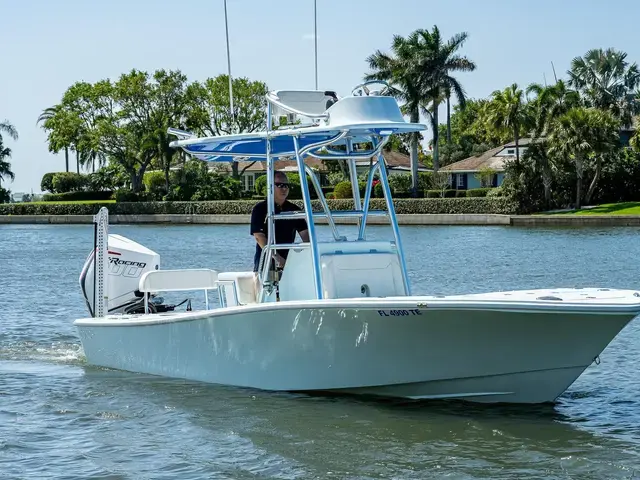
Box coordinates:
[79,207,192,317]
[79,234,167,315]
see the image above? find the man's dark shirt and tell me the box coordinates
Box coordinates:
[250,200,308,272]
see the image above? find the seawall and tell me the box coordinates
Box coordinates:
[2,214,640,226]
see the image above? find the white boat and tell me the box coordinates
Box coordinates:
[74,82,640,404]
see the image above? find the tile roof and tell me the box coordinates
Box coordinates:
[440,146,509,172]
[503,137,534,147]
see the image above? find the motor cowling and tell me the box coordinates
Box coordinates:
[79,234,160,316]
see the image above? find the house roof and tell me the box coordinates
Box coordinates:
[441,146,508,172]
[441,137,539,173]
[503,137,534,148]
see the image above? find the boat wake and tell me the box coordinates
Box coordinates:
[0,338,85,365]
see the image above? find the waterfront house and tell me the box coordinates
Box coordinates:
[441,139,533,190]
[442,120,638,192]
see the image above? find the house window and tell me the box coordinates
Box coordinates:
[246,174,255,192]
[457,174,465,188]
[507,149,515,154]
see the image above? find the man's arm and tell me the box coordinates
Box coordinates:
[253,232,268,248]
[294,206,309,242]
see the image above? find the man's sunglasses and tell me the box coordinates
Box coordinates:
[274,182,289,189]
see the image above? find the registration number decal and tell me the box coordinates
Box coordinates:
[377,309,422,317]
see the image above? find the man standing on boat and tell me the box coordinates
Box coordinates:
[250,171,310,276]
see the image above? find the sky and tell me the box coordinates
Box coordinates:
[1,0,639,194]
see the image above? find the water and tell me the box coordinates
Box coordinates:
[1,223,640,479]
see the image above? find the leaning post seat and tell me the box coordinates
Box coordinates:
[277,241,407,302]
[266,90,340,120]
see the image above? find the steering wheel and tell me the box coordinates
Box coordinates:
[351,80,391,97]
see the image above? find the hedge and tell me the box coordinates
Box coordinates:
[42,191,114,202]
[465,188,493,197]
[0,198,519,216]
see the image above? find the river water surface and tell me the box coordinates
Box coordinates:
[1,223,640,479]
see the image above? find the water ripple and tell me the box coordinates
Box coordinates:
[2,224,640,479]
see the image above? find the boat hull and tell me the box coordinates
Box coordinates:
[74,289,640,403]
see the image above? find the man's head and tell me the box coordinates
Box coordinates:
[273,171,289,205]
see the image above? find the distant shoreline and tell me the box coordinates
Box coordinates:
[2,214,640,227]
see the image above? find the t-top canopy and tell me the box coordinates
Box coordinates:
[169,92,427,162]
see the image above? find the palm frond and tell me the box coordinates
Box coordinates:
[0,120,18,141]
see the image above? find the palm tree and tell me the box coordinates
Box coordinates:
[547,108,591,209]
[568,48,640,126]
[631,115,640,152]
[583,109,619,204]
[365,26,476,191]
[0,139,15,183]
[365,34,426,195]
[485,84,529,163]
[547,107,618,209]
[413,27,476,171]
[526,80,581,136]
[0,120,18,188]
[37,106,70,172]
[0,119,18,143]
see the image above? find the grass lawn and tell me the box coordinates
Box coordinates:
[28,200,116,205]
[544,202,640,215]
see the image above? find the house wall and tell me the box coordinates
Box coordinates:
[497,146,528,157]
[467,174,483,190]
[451,172,504,190]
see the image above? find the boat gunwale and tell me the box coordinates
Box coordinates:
[73,291,640,327]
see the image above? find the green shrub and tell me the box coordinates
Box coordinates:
[333,181,353,199]
[328,172,348,186]
[93,163,129,191]
[143,170,167,199]
[0,197,519,216]
[52,172,88,193]
[425,189,459,198]
[388,173,412,197]
[167,160,242,201]
[43,191,114,202]
[254,174,267,195]
[0,187,10,204]
[114,189,154,203]
[190,177,241,201]
[487,187,504,197]
[40,172,57,193]
[418,172,432,191]
[466,188,492,197]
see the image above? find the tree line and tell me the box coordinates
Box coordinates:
[0,120,19,202]
[34,71,268,196]
[364,27,640,210]
[2,25,640,212]
[429,49,640,210]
